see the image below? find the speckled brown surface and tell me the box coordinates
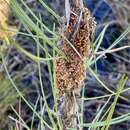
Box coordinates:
[55,1,96,129]
[56,6,96,98]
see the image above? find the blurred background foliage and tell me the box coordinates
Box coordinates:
[0,0,130,130]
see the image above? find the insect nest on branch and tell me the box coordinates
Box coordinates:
[55,2,96,129]
[56,2,96,98]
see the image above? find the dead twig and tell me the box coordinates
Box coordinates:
[96,45,130,55]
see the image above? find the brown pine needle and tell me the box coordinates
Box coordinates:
[96,45,130,55]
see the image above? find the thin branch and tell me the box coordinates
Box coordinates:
[96,45,130,55]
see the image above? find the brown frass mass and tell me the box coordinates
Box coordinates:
[56,6,96,97]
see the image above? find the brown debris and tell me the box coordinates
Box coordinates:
[55,1,96,129]
[56,6,96,98]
